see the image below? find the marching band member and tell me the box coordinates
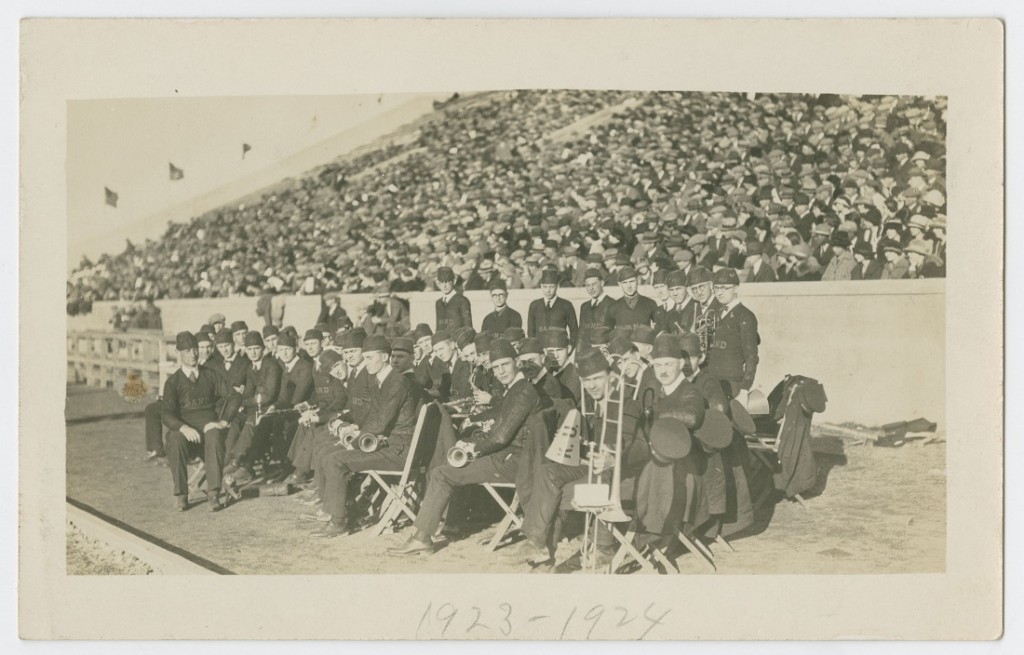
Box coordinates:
[388,339,544,556]
[162,331,241,512]
[520,348,647,568]
[311,336,420,538]
[435,266,473,333]
[527,269,578,344]
[544,330,581,404]
[222,331,283,487]
[665,269,698,334]
[577,267,614,349]
[450,328,478,401]
[707,269,760,403]
[286,346,348,494]
[517,337,574,402]
[424,330,457,402]
[687,266,719,360]
[481,278,522,335]
[604,266,658,331]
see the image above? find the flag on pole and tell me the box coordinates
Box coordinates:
[104,187,118,208]
[169,162,184,180]
[242,143,252,159]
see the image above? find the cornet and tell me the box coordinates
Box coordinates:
[358,432,388,453]
[329,419,361,449]
[447,443,477,468]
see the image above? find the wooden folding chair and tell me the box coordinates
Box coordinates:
[365,402,442,536]
[481,482,523,551]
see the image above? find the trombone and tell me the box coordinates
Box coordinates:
[571,368,631,572]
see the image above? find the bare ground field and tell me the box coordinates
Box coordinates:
[65,387,945,575]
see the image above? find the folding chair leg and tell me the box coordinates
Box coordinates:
[484,490,521,552]
[609,527,656,574]
[651,548,679,574]
[187,462,207,498]
[678,532,717,572]
[715,534,735,552]
[793,493,811,510]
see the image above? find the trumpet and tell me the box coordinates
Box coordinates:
[329,419,361,449]
[358,432,388,453]
[447,443,477,467]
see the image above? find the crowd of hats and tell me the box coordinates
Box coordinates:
[67,89,946,315]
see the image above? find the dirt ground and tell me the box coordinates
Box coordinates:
[66,523,154,575]
[65,386,945,575]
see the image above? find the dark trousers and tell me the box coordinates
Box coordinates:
[144,400,165,456]
[288,423,327,478]
[226,413,276,467]
[313,441,350,499]
[322,447,405,523]
[522,462,586,546]
[166,427,227,496]
[413,449,520,539]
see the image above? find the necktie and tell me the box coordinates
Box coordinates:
[187,370,197,383]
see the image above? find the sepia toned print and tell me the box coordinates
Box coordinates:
[22,18,1002,640]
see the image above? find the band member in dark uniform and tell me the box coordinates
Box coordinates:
[707,269,760,402]
[481,278,522,335]
[162,331,241,512]
[527,269,578,344]
[435,266,473,333]
[604,267,657,331]
[577,267,615,349]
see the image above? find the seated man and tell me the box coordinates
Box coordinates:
[517,337,574,402]
[543,331,581,404]
[520,348,647,567]
[262,331,315,482]
[388,338,543,556]
[423,331,457,402]
[223,331,283,488]
[288,347,348,494]
[162,331,241,511]
[311,336,420,538]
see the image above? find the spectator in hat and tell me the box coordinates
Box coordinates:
[851,241,883,280]
[362,283,410,338]
[821,232,856,281]
[905,239,945,279]
[742,240,778,283]
[464,256,500,291]
[880,241,910,280]
[930,214,947,264]
[906,215,935,253]
[481,278,523,335]
[527,268,579,344]
[604,266,658,332]
[435,266,473,333]
[707,269,760,402]
[317,293,353,335]
[809,224,835,271]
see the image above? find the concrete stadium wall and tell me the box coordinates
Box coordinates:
[68,281,944,427]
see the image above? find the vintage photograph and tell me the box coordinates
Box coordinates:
[21,17,1003,641]
[64,88,948,576]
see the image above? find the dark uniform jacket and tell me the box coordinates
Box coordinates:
[604,294,658,330]
[527,297,578,343]
[425,356,455,402]
[554,362,581,404]
[361,366,421,454]
[210,351,251,391]
[240,356,283,411]
[312,355,348,422]
[450,358,474,400]
[272,356,315,410]
[346,364,374,427]
[707,302,760,396]
[481,306,523,335]
[435,292,473,333]
[162,367,241,432]
[469,375,542,456]
[578,295,615,346]
[532,369,574,403]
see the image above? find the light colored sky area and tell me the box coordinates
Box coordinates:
[67,93,449,267]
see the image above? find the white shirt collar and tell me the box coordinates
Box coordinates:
[441,290,456,303]
[509,372,526,387]
[251,355,264,371]
[284,356,299,372]
[375,364,393,386]
[662,371,687,397]
[720,298,741,318]
[592,293,607,306]
[181,365,200,379]
[752,259,762,273]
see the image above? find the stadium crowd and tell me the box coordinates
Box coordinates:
[67,90,947,315]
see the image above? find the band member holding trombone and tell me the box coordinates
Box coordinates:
[311,336,420,538]
[388,338,543,556]
[519,348,646,567]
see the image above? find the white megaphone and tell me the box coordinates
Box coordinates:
[545,409,582,466]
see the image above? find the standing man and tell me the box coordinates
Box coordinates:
[162,332,241,512]
[687,266,720,360]
[650,270,676,332]
[604,266,658,332]
[527,269,578,343]
[388,338,545,555]
[481,278,522,335]
[577,267,614,349]
[666,269,697,334]
[707,269,760,403]
[435,266,473,333]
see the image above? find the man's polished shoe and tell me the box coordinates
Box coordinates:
[387,536,434,556]
[208,491,224,512]
[310,521,349,539]
[174,495,189,512]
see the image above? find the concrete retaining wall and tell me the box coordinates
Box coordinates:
[68,280,944,426]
